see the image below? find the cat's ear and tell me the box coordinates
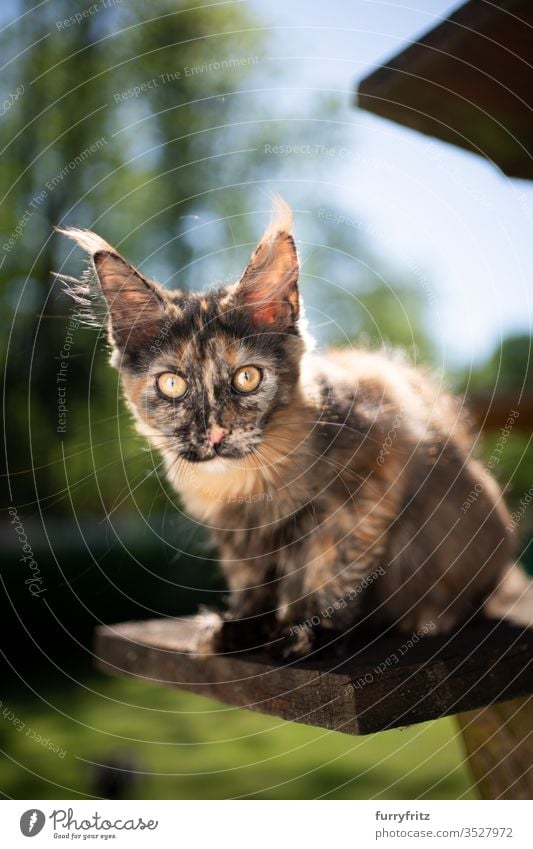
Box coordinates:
[56,227,169,349]
[234,197,299,330]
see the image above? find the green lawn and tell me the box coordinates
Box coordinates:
[1,671,474,799]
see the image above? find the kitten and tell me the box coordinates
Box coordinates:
[58,199,529,658]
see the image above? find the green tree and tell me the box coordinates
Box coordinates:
[1,0,266,515]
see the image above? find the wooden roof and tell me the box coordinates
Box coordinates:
[357,0,533,179]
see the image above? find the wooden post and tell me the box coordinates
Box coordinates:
[457,695,533,799]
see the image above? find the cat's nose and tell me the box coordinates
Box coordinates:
[208,425,226,448]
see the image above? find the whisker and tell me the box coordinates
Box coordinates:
[101,455,169,521]
[262,433,369,486]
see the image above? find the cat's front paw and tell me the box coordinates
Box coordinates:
[268,622,315,660]
[193,610,316,658]
[196,613,269,654]
[192,611,225,656]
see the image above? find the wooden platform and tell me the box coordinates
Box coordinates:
[95,615,533,736]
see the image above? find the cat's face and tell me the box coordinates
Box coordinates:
[60,199,306,471]
[120,286,304,465]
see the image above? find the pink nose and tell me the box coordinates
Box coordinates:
[208,425,225,448]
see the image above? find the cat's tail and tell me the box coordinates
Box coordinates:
[484,562,533,628]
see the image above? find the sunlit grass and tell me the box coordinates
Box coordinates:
[0,673,474,800]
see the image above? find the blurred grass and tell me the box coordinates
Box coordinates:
[1,671,474,800]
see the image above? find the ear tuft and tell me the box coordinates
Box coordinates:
[55,226,116,256]
[235,197,300,330]
[56,226,169,351]
[260,195,294,243]
[54,227,112,328]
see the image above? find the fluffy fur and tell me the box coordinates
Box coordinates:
[58,200,530,657]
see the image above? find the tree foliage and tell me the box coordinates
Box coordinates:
[1,0,432,518]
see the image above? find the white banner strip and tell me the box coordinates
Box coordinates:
[1,800,532,848]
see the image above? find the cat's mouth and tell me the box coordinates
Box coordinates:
[181,446,255,463]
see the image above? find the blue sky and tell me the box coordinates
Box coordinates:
[249,0,533,365]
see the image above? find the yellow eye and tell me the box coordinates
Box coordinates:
[157,372,187,399]
[231,365,262,394]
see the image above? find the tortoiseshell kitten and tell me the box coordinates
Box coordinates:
[58,199,529,657]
